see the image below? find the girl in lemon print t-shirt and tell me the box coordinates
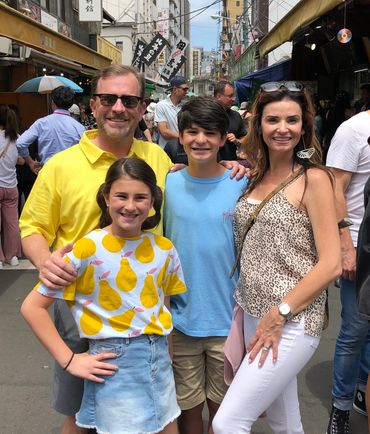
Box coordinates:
[21,157,186,434]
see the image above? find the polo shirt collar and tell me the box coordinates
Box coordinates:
[79,129,146,164]
[53,108,71,116]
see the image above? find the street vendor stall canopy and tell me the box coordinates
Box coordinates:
[235,59,291,102]
[258,0,345,57]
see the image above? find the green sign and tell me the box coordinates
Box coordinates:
[230,44,257,81]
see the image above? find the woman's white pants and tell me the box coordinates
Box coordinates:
[213,313,320,434]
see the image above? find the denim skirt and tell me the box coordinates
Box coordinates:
[76,334,180,434]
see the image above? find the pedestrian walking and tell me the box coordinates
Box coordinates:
[326,109,370,434]
[356,174,370,434]
[0,104,23,268]
[213,81,341,434]
[214,81,247,161]
[21,157,186,434]
[16,85,85,171]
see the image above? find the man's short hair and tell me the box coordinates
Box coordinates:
[178,96,229,136]
[360,83,370,92]
[51,86,75,110]
[91,65,145,98]
[214,80,234,97]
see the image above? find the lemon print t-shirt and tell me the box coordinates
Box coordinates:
[35,230,187,339]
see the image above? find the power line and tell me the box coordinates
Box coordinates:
[106,0,223,26]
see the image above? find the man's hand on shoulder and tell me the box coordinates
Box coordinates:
[39,244,77,290]
[169,163,186,173]
[220,160,251,180]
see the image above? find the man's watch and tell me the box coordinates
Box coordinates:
[278,302,293,321]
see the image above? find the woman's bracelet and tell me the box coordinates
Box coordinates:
[63,353,75,371]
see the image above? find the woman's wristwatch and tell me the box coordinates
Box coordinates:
[278,302,293,321]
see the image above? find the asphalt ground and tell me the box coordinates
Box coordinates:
[0,266,367,434]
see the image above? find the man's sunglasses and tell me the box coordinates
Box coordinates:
[93,94,143,108]
[177,87,189,92]
[260,81,304,92]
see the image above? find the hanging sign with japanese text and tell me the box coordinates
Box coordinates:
[141,33,168,66]
[79,0,102,22]
[160,37,188,81]
[132,39,147,69]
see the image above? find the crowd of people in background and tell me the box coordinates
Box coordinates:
[0,65,369,434]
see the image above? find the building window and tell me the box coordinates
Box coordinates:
[236,1,240,6]
[116,41,123,50]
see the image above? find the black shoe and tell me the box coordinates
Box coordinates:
[353,388,367,416]
[326,407,350,434]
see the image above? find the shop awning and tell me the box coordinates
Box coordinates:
[258,0,344,57]
[0,2,111,71]
[235,59,291,101]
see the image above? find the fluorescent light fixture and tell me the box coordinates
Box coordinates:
[354,67,368,73]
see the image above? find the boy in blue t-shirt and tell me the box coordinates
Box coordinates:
[164,96,247,434]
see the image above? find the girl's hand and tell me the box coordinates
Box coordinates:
[66,352,118,383]
[246,307,285,367]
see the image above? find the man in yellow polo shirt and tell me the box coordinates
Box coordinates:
[20,64,244,434]
[19,65,173,434]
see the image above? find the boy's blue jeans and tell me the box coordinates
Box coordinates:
[332,277,370,410]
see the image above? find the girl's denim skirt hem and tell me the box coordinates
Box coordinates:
[76,334,180,434]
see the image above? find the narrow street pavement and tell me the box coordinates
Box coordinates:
[0,264,367,434]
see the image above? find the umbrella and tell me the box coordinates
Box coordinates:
[15,75,83,94]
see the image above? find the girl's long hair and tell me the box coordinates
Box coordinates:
[242,87,325,191]
[0,105,19,142]
[96,158,163,231]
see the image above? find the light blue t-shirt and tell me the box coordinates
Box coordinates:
[164,168,247,337]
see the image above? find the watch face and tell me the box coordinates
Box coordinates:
[279,303,291,316]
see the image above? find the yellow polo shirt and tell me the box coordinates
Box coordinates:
[19,129,173,250]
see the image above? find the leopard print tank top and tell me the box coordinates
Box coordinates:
[233,189,326,337]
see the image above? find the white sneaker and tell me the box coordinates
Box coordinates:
[7,256,19,266]
[0,261,3,269]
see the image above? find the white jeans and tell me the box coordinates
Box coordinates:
[213,313,320,434]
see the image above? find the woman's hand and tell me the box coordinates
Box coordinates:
[67,352,118,383]
[247,307,286,367]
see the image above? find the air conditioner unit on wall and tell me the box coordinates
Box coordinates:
[0,37,12,55]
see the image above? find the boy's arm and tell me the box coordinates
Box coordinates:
[220,160,249,179]
[21,291,118,382]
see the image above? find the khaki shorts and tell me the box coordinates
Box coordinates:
[172,329,228,410]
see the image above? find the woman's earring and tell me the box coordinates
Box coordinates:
[296,135,315,159]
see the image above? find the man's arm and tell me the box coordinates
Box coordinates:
[16,123,38,158]
[22,234,76,289]
[157,121,180,141]
[331,167,356,280]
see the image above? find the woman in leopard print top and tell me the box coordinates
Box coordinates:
[213,83,342,434]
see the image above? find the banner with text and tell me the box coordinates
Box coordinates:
[160,37,188,81]
[141,33,167,66]
[131,39,147,70]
